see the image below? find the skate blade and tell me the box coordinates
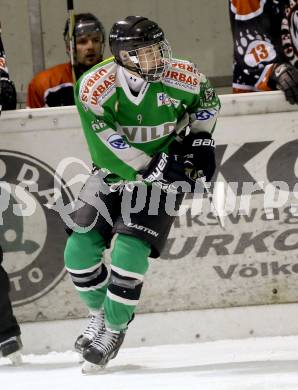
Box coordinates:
[8,351,23,365]
[78,355,84,364]
[81,360,107,374]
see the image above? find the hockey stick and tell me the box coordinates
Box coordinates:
[175,114,225,230]
[0,21,8,116]
[196,171,225,230]
[66,0,76,82]
[0,22,17,113]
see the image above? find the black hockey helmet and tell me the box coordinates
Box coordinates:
[64,13,105,54]
[109,16,172,82]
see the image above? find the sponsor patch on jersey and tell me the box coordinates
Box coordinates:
[107,134,130,150]
[89,75,116,105]
[157,92,171,106]
[157,93,180,108]
[194,109,216,121]
[91,119,108,132]
[80,68,108,101]
[164,70,199,87]
[79,62,117,114]
[163,62,201,93]
[119,122,176,143]
[204,87,216,102]
[171,62,199,74]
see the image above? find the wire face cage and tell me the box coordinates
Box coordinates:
[127,40,172,82]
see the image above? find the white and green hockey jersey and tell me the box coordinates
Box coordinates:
[75,56,221,181]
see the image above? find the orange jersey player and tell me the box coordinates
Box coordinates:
[229,0,298,104]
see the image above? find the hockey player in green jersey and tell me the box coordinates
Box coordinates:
[64,15,220,372]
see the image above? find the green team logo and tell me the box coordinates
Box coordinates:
[0,150,74,306]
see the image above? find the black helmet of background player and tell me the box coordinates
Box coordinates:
[109,16,172,82]
[64,13,106,62]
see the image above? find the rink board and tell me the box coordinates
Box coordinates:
[0,90,298,322]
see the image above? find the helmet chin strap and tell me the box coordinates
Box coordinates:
[121,59,161,82]
[124,63,143,78]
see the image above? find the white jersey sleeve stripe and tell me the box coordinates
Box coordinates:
[97,127,151,171]
[111,264,144,281]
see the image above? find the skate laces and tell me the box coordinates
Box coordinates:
[91,329,121,355]
[82,311,105,339]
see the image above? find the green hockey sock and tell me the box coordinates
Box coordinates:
[104,233,151,330]
[64,230,108,311]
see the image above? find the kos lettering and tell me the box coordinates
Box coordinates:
[0,162,59,213]
[214,140,298,194]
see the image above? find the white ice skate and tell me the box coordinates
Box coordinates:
[0,336,23,365]
[7,350,23,365]
[81,360,107,374]
[75,310,105,355]
[81,328,126,374]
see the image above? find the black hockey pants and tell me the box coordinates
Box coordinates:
[0,245,21,342]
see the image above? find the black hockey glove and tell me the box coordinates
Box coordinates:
[0,77,17,110]
[270,63,298,105]
[141,152,194,193]
[182,131,216,182]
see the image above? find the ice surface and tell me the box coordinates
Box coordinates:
[1,336,298,390]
